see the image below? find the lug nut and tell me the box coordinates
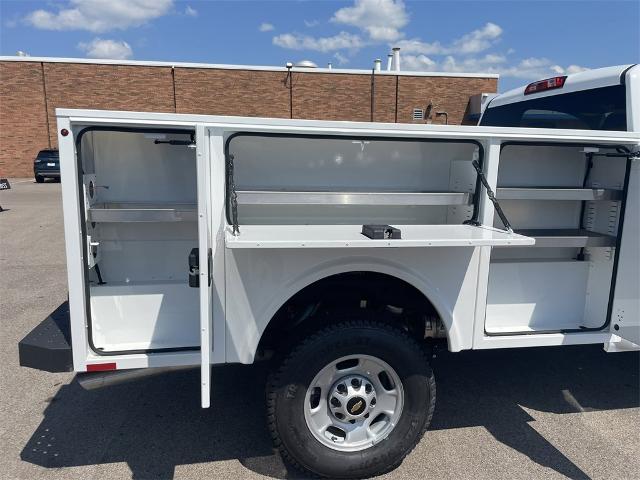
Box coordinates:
[370,397,376,406]
[365,383,372,394]
[330,397,341,407]
[337,384,347,394]
[351,378,361,389]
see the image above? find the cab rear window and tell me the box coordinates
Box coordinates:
[480,85,626,131]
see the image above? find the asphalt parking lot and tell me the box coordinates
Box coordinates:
[1,179,639,480]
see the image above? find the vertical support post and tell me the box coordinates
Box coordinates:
[196,124,212,408]
[472,137,502,348]
[209,129,227,365]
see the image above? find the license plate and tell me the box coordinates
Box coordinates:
[47,163,56,166]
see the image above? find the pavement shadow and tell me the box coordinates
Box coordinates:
[429,344,640,480]
[20,345,639,480]
[20,364,303,479]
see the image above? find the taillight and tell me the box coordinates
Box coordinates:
[524,76,567,95]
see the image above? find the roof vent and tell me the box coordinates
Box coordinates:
[412,108,425,121]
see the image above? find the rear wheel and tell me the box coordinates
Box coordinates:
[267,319,435,478]
[35,175,44,183]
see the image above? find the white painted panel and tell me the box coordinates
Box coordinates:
[225,246,482,362]
[498,145,585,187]
[486,261,590,332]
[87,130,197,204]
[611,160,640,346]
[583,248,615,329]
[90,282,199,351]
[230,136,476,191]
[496,200,583,230]
[228,135,478,225]
[225,224,534,249]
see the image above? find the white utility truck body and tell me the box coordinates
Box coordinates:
[19,64,639,478]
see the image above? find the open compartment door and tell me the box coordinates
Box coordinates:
[195,125,214,407]
[609,158,640,347]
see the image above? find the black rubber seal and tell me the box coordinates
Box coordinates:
[74,126,200,356]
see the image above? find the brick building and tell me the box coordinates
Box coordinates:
[0,57,498,177]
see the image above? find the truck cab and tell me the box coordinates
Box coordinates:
[480,64,639,132]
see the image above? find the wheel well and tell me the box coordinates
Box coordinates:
[257,271,445,356]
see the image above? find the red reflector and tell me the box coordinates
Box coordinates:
[87,362,117,372]
[524,76,567,95]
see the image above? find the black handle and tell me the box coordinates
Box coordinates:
[188,248,200,287]
[188,247,212,288]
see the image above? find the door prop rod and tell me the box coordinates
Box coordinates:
[466,160,513,234]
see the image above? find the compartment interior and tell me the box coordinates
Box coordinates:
[226,134,480,226]
[485,144,627,334]
[79,130,200,353]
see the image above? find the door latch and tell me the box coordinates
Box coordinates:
[188,248,212,288]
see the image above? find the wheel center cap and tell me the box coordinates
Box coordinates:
[346,396,367,416]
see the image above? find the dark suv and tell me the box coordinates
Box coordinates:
[34,149,60,183]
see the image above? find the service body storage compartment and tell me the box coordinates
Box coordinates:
[485,143,628,334]
[18,107,639,479]
[78,129,201,354]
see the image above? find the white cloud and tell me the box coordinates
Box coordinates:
[78,38,133,59]
[394,38,443,55]
[25,0,173,33]
[403,52,589,81]
[402,54,437,70]
[273,31,363,52]
[552,64,589,75]
[397,22,502,55]
[184,5,198,17]
[334,52,349,65]
[259,22,274,32]
[452,22,502,54]
[331,0,408,41]
[304,19,319,27]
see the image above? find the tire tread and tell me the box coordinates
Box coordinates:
[266,318,436,478]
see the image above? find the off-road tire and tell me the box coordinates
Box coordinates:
[266,319,436,478]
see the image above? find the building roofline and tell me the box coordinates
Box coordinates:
[0,55,500,79]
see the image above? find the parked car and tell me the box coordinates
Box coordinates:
[33,149,60,183]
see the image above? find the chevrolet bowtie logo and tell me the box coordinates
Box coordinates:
[350,400,364,414]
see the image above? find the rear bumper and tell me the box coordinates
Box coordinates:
[19,302,73,372]
[34,170,60,178]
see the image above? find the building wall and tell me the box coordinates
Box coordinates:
[0,62,50,178]
[0,59,497,177]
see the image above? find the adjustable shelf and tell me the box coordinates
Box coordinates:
[515,229,616,248]
[235,190,473,206]
[225,224,534,249]
[496,187,623,201]
[87,203,197,222]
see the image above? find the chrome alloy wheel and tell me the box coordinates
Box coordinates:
[303,354,404,452]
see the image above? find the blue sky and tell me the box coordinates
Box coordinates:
[1,0,638,91]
